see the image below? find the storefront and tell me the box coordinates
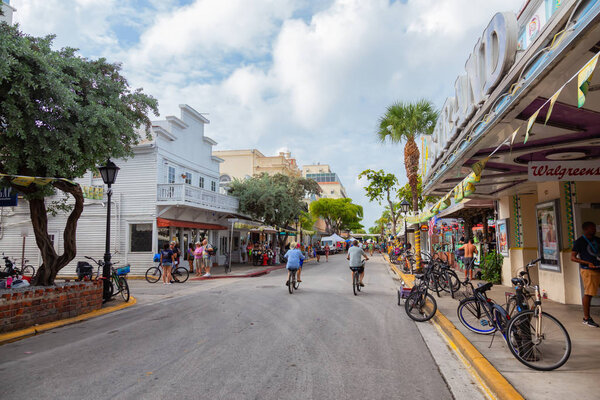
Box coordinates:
[421,0,600,304]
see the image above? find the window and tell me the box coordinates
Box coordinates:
[331,190,334,194]
[211,181,217,192]
[220,236,228,255]
[199,176,205,188]
[168,166,175,184]
[185,172,192,185]
[130,223,153,252]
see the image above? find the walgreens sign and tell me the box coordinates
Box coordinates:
[528,161,600,181]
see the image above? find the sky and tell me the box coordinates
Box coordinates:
[10,0,524,229]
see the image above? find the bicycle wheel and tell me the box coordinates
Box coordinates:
[405,290,437,322]
[145,267,161,283]
[352,272,358,296]
[22,265,35,277]
[172,267,189,283]
[447,270,461,295]
[457,298,496,334]
[506,310,571,371]
[118,277,130,302]
[293,277,300,290]
[288,271,295,294]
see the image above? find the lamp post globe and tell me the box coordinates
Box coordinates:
[98,159,119,302]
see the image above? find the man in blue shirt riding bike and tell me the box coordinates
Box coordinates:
[284,243,305,287]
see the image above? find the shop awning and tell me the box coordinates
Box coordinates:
[157,218,227,230]
[436,199,494,219]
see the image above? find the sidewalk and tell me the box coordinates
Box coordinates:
[432,282,600,400]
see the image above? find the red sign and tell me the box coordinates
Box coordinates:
[528,161,600,181]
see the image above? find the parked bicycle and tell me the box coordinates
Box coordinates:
[456,258,571,370]
[404,267,438,322]
[2,254,35,277]
[85,256,130,302]
[145,263,190,283]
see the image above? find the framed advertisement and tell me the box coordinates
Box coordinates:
[536,200,562,272]
[496,219,509,257]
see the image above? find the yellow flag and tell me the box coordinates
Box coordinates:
[464,181,476,197]
[545,88,562,124]
[471,156,490,176]
[578,53,599,108]
[510,127,520,146]
[525,109,540,144]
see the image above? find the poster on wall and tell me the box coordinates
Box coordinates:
[536,200,562,272]
[496,219,509,257]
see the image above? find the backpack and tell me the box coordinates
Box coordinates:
[205,244,215,255]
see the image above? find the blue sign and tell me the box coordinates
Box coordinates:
[0,187,18,207]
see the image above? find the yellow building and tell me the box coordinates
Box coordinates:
[302,164,347,199]
[213,149,301,185]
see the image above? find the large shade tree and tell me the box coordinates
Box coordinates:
[309,198,363,234]
[377,99,438,267]
[358,169,401,236]
[0,24,158,285]
[228,173,321,246]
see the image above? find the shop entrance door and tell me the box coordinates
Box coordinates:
[575,204,600,305]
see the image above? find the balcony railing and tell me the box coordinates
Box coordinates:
[157,184,239,212]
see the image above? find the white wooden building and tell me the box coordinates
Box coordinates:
[0,104,241,275]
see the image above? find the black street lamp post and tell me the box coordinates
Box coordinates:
[294,216,300,245]
[399,199,410,246]
[98,160,120,302]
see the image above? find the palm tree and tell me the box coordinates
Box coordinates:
[377,99,438,269]
[377,99,438,212]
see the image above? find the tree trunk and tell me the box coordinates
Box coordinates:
[404,136,421,269]
[31,182,84,286]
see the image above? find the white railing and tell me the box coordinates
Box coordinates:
[157,184,239,212]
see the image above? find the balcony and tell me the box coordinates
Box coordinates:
[157,183,239,213]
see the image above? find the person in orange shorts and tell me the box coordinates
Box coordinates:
[571,221,600,327]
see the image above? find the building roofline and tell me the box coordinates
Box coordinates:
[203,136,218,146]
[179,104,210,124]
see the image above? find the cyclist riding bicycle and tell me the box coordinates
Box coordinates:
[284,243,305,287]
[347,240,369,286]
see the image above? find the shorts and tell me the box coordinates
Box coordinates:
[581,268,600,296]
[162,262,172,267]
[349,266,364,273]
[463,257,474,270]
[287,267,299,272]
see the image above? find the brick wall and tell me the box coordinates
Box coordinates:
[0,281,103,333]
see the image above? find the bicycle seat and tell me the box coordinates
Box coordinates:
[474,282,493,293]
[511,277,526,287]
[414,273,424,280]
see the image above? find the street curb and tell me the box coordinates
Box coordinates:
[0,296,137,346]
[190,266,285,280]
[383,255,524,400]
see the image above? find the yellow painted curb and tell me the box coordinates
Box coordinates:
[383,255,524,400]
[0,296,137,346]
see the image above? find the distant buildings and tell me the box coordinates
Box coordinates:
[302,164,347,199]
[213,150,301,187]
[1,0,15,25]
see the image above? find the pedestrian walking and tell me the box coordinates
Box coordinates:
[194,242,204,276]
[325,244,330,262]
[171,241,181,271]
[202,238,213,277]
[187,243,194,273]
[458,239,477,280]
[160,243,174,285]
[571,221,600,327]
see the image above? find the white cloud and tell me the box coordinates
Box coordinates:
[10,0,524,227]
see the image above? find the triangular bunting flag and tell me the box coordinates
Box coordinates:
[525,109,540,144]
[510,127,520,146]
[578,53,599,108]
[545,87,563,124]
[471,156,490,176]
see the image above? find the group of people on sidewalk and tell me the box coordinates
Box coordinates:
[158,239,214,284]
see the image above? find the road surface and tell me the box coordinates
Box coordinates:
[0,254,481,399]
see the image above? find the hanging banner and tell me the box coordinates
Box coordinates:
[528,161,600,181]
[82,185,105,200]
[524,109,540,144]
[0,187,18,207]
[0,173,76,187]
[545,88,562,124]
[578,53,599,108]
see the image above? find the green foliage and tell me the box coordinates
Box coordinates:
[0,24,158,193]
[358,169,402,234]
[229,173,321,229]
[299,211,317,231]
[480,251,503,284]
[396,176,438,212]
[309,198,363,234]
[376,99,438,143]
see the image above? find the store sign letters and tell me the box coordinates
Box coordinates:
[528,161,600,181]
[427,12,519,174]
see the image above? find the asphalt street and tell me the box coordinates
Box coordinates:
[0,254,469,400]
